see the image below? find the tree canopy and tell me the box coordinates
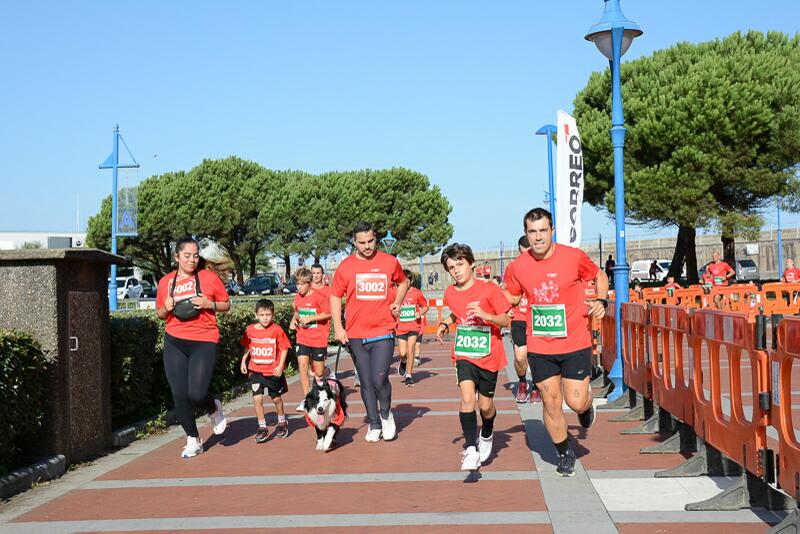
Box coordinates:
[573,31,800,280]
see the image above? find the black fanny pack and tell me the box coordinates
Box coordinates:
[171,272,202,321]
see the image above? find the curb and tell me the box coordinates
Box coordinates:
[0,455,66,500]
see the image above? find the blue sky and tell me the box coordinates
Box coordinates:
[1,1,798,250]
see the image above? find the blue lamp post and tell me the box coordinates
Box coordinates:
[535,124,558,236]
[585,0,642,400]
[381,231,398,254]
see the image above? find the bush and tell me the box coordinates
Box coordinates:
[110,301,303,428]
[0,330,49,473]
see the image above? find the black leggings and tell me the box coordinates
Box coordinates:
[163,333,218,438]
[349,337,394,429]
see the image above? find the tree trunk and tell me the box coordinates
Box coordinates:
[248,249,258,279]
[721,235,736,268]
[668,225,688,280]
[686,227,699,285]
[284,252,291,280]
[231,253,244,285]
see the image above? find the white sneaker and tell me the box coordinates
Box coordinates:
[181,436,203,458]
[478,433,494,463]
[353,371,361,387]
[326,366,337,380]
[460,446,480,471]
[209,399,226,435]
[365,427,382,442]
[380,411,397,441]
[296,400,306,412]
[414,357,421,367]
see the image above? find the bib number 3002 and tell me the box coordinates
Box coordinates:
[531,304,567,338]
[355,273,388,301]
[454,325,491,358]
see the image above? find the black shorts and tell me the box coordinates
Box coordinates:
[249,373,289,398]
[396,331,420,341]
[455,359,498,398]
[528,347,592,382]
[296,344,327,362]
[511,320,527,348]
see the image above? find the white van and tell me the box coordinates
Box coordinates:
[630,259,671,282]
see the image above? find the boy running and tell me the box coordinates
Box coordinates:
[240,299,292,442]
[504,208,608,477]
[436,243,511,471]
[290,267,332,411]
[396,269,429,386]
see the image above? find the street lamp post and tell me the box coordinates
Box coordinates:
[381,230,397,255]
[535,124,558,237]
[585,0,642,400]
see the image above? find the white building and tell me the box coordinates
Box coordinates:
[0,231,88,250]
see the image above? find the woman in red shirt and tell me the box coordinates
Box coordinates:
[156,236,231,458]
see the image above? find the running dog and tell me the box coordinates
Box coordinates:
[302,378,347,451]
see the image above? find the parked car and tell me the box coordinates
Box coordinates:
[139,280,156,298]
[282,281,298,295]
[698,259,759,283]
[108,276,144,299]
[225,279,241,296]
[239,275,280,296]
[630,259,671,282]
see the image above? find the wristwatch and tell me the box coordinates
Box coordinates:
[596,298,609,309]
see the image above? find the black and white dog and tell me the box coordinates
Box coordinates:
[302,378,348,451]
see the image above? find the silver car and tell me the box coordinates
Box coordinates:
[736,259,759,282]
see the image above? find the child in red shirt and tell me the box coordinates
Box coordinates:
[436,244,511,471]
[395,269,429,386]
[240,299,292,443]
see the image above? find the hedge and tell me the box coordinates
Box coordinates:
[110,301,314,428]
[0,330,49,474]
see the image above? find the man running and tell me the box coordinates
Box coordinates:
[311,263,331,297]
[504,208,608,477]
[330,222,410,442]
[504,235,540,404]
[706,251,735,309]
[782,258,800,283]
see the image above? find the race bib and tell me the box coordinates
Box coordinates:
[531,304,567,337]
[172,276,197,301]
[399,305,416,323]
[666,288,675,297]
[355,273,388,301]
[713,276,724,285]
[250,338,277,365]
[454,325,491,358]
[298,307,317,329]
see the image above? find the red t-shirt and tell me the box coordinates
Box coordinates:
[783,268,800,283]
[444,279,510,372]
[504,244,599,355]
[240,323,292,375]
[156,269,230,343]
[707,261,734,286]
[504,257,528,324]
[396,287,428,334]
[331,250,406,339]
[293,289,331,348]
[312,284,331,299]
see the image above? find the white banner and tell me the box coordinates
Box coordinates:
[555,109,584,247]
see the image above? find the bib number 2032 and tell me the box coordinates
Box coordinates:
[454,325,491,358]
[531,304,567,337]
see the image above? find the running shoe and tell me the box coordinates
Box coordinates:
[353,371,361,387]
[254,427,269,443]
[530,389,542,403]
[326,366,337,380]
[181,437,203,458]
[365,427,382,442]
[296,400,306,412]
[414,357,421,367]
[274,421,289,439]
[460,446,481,471]
[478,432,494,463]
[515,381,529,404]
[403,375,414,387]
[398,360,407,378]
[556,448,577,477]
[578,403,596,429]
[209,399,227,435]
[380,411,397,441]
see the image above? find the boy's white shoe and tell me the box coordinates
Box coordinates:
[209,399,226,435]
[181,436,203,458]
[460,446,481,471]
[478,433,494,463]
[296,400,306,412]
[380,411,397,441]
[365,428,382,442]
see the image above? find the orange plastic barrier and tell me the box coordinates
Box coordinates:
[690,309,770,477]
[621,302,651,399]
[422,298,445,335]
[673,286,706,309]
[770,317,800,499]
[642,286,672,306]
[709,284,761,319]
[648,304,693,425]
[609,289,641,303]
[761,282,800,316]
[600,303,617,372]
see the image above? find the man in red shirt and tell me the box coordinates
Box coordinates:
[331,222,410,443]
[706,251,735,309]
[782,259,800,283]
[311,263,331,297]
[437,243,511,471]
[504,208,609,477]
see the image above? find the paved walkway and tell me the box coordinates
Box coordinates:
[0,338,789,533]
